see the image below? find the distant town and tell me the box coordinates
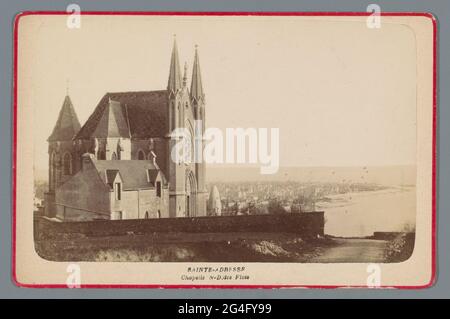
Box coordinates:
[208,181,387,216]
[34,178,386,217]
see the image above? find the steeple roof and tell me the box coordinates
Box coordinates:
[92,99,130,138]
[190,46,204,103]
[167,38,182,93]
[47,95,81,142]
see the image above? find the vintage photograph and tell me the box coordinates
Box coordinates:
[15,13,435,287]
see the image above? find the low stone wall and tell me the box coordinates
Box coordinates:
[35,212,324,240]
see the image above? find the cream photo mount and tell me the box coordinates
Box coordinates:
[12,12,436,288]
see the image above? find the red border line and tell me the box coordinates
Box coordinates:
[12,11,437,289]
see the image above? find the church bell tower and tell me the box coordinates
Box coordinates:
[190,45,207,215]
[167,37,188,217]
[45,94,81,217]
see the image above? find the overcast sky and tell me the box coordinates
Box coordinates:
[18,15,417,171]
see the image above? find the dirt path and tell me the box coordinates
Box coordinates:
[36,232,391,262]
[309,238,388,263]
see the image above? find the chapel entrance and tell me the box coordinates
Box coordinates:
[185,170,197,217]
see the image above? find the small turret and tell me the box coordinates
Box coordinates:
[208,185,222,216]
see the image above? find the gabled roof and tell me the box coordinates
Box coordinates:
[93,99,130,138]
[48,95,81,142]
[105,169,120,187]
[147,169,160,186]
[93,160,164,190]
[75,90,168,140]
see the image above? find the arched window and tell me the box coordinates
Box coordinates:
[156,181,162,197]
[185,170,197,217]
[63,152,72,175]
[171,102,176,131]
[178,102,182,127]
[137,150,145,160]
[186,121,195,164]
[97,150,106,160]
[50,152,56,189]
[111,152,117,160]
[144,211,149,219]
[117,141,123,160]
[114,182,121,200]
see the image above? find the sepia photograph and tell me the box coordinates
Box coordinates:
[14,12,435,287]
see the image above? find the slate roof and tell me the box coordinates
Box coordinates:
[94,160,165,190]
[48,96,81,142]
[75,90,168,140]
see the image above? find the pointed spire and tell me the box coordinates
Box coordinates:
[167,36,182,94]
[190,45,204,103]
[48,95,81,142]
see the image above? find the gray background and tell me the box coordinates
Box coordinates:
[0,0,447,298]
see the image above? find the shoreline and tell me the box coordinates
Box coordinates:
[316,185,415,210]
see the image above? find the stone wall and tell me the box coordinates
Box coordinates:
[35,212,325,240]
[110,187,169,219]
[55,160,111,220]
